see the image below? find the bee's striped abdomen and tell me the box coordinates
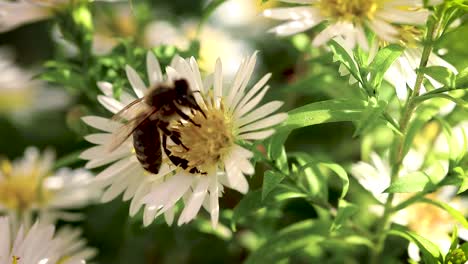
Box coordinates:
[133,120,162,174]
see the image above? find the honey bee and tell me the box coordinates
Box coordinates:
[108,79,205,174]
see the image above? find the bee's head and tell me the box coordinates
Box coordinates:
[174,79,205,116]
[174,79,195,104]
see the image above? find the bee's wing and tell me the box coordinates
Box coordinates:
[107,108,157,152]
[111,97,146,123]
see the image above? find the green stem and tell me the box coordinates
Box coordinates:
[369,15,440,264]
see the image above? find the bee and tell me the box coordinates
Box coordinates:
[108,79,206,174]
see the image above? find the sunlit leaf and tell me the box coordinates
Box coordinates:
[262,170,286,201]
[385,172,437,193]
[389,226,443,264]
[245,220,330,264]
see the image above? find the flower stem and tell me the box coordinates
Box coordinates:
[370,15,439,263]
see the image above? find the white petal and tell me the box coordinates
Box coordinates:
[84,133,111,144]
[94,157,135,183]
[84,148,130,169]
[97,81,113,96]
[230,52,259,110]
[208,174,220,228]
[237,101,284,127]
[239,113,287,133]
[213,58,223,108]
[263,7,317,20]
[0,217,10,259]
[178,177,210,225]
[224,156,249,194]
[232,73,271,116]
[125,65,147,98]
[238,129,275,140]
[269,19,320,36]
[235,85,271,118]
[146,51,163,85]
[407,242,421,262]
[164,207,175,225]
[82,116,121,133]
[97,95,125,114]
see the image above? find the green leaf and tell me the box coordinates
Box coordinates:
[368,44,404,89]
[389,226,443,264]
[267,99,367,159]
[231,190,263,230]
[245,220,330,264]
[320,162,349,199]
[450,225,459,252]
[385,172,437,193]
[353,98,388,137]
[290,153,328,201]
[262,170,286,201]
[328,40,360,82]
[420,197,468,229]
[456,67,468,88]
[330,200,358,232]
[422,66,457,88]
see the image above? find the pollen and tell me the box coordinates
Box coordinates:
[0,159,52,211]
[318,0,380,22]
[169,101,234,174]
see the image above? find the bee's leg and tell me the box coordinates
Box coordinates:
[162,135,189,170]
[158,121,189,150]
[175,107,201,127]
[162,136,207,175]
[188,93,207,118]
[189,167,207,175]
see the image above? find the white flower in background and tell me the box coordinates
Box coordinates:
[0,216,96,264]
[0,47,70,116]
[182,22,253,78]
[147,21,252,77]
[263,0,436,50]
[210,0,273,28]
[144,21,190,50]
[0,0,66,33]
[396,187,468,261]
[385,47,458,101]
[351,152,468,261]
[81,51,286,227]
[0,0,119,33]
[0,147,100,221]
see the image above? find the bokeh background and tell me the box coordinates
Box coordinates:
[1,0,467,263]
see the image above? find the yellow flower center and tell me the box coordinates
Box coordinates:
[0,160,52,211]
[168,100,234,174]
[318,0,380,22]
[397,25,423,47]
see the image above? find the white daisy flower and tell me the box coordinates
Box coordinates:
[0,0,118,33]
[0,216,96,264]
[81,51,287,227]
[182,22,253,78]
[0,147,100,222]
[351,152,468,261]
[263,0,437,50]
[0,47,70,116]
